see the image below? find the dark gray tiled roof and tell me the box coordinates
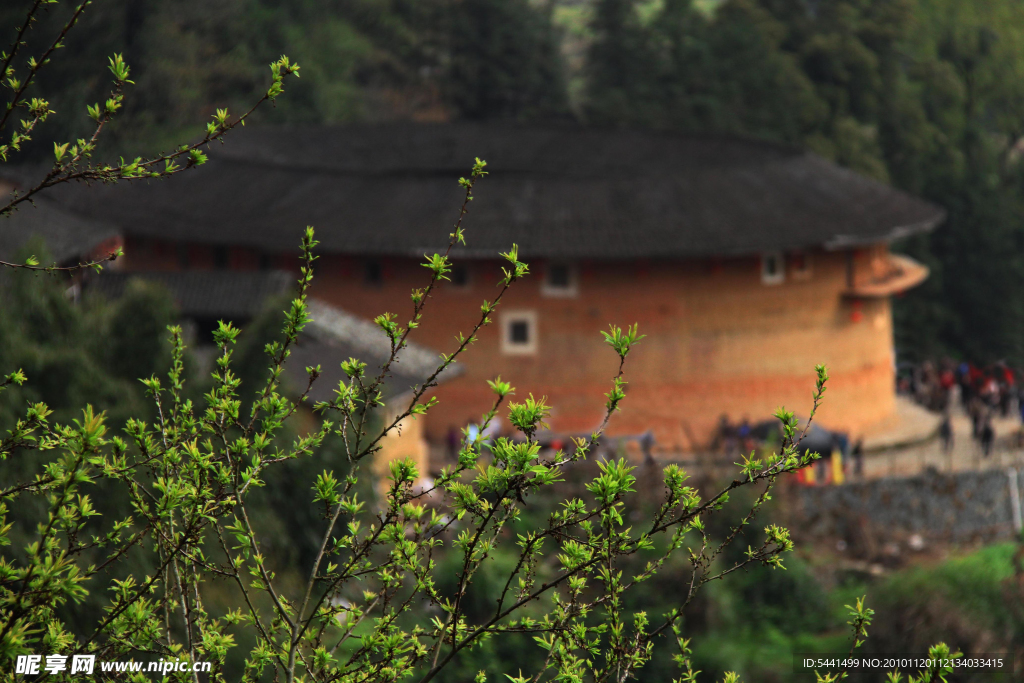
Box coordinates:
[28,123,944,259]
[87,270,295,318]
[0,194,118,264]
[294,299,459,404]
[304,299,447,380]
[85,270,454,401]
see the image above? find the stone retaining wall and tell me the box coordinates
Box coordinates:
[795,467,1023,544]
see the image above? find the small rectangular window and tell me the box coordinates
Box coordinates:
[789,250,811,279]
[510,320,529,343]
[548,264,570,288]
[365,260,383,286]
[450,262,470,289]
[761,252,784,285]
[213,245,229,270]
[177,243,190,270]
[541,262,578,297]
[501,311,537,355]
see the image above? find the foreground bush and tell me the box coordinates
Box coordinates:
[0,3,962,681]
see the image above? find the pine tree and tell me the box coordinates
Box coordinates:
[445,0,569,120]
[585,0,659,125]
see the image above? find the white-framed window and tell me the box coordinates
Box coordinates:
[501,310,538,355]
[789,250,811,279]
[761,252,784,285]
[541,262,578,298]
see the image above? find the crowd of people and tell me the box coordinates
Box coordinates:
[900,359,1023,457]
[710,415,863,484]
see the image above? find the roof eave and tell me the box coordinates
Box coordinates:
[822,211,946,252]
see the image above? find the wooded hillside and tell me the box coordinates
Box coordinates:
[7,0,1024,365]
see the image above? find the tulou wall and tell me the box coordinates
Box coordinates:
[306,247,897,450]
[117,237,900,451]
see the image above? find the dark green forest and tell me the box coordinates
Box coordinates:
[7,0,1024,366]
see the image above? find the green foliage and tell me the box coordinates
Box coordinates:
[0,2,300,271]
[0,252,176,429]
[0,157,872,683]
[446,0,568,120]
[0,0,566,161]
[865,542,1024,659]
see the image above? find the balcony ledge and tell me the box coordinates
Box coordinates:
[844,253,929,298]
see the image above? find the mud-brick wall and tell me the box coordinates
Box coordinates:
[116,237,902,448]
[309,248,897,448]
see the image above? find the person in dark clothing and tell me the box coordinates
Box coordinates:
[714,414,735,454]
[970,397,984,439]
[737,417,752,453]
[639,430,655,465]
[958,362,972,407]
[981,417,995,457]
[939,413,953,454]
[446,425,460,461]
[851,439,864,478]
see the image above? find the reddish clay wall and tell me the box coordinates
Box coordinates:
[305,248,895,448]
[119,238,899,448]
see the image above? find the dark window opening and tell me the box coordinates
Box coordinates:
[790,252,807,272]
[451,263,469,287]
[510,321,530,344]
[213,245,229,270]
[547,264,571,288]
[365,260,383,286]
[177,243,190,269]
[762,252,784,284]
[259,253,273,271]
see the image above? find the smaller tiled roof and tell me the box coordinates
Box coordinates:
[0,189,118,264]
[87,270,295,318]
[299,299,459,404]
[305,300,445,381]
[85,270,454,401]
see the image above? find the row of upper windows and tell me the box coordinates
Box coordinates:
[365,256,810,289]
[498,253,813,358]
[363,260,579,296]
[171,243,276,270]
[166,243,809,289]
[760,251,811,285]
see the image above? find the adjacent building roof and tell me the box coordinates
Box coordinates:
[15,123,945,259]
[88,270,295,318]
[85,270,454,401]
[298,299,458,404]
[0,185,118,264]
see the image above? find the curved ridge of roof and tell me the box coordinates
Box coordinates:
[215,122,805,177]
[30,123,945,260]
